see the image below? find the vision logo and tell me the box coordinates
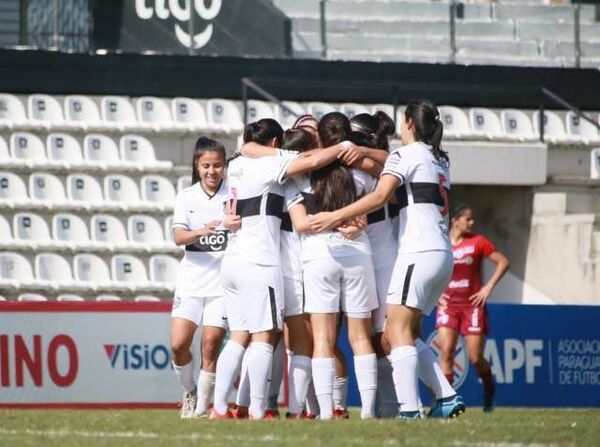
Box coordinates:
[104,343,170,370]
[427,330,469,389]
[135,0,222,49]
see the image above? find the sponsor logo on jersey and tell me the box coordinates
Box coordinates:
[104,343,170,370]
[453,245,475,260]
[190,229,228,252]
[427,330,469,389]
[448,279,470,289]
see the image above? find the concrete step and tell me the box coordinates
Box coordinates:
[533,190,600,215]
[517,21,600,43]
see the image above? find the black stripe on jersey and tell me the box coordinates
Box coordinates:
[268,286,277,330]
[367,207,386,224]
[401,264,415,305]
[300,191,318,215]
[388,203,400,218]
[394,183,450,210]
[237,193,284,219]
[281,212,293,232]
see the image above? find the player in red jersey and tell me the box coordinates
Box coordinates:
[435,205,509,412]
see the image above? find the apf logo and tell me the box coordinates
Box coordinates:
[104,343,170,370]
[135,0,222,49]
[427,330,469,388]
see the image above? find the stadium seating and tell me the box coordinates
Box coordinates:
[28,94,66,129]
[206,98,243,133]
[18,293,47,302]
[0,93,31,129]
[275,101,306,128]
[245,100,277,122]
[0,252,37,290]
[171,97,209,132]
[57,293,85,302]
[0,172,29,208]
[136,96,175,132]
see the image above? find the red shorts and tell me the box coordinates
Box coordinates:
[435,304,489,336]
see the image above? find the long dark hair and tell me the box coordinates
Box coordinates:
[404,99,449,162]
[350,112,395,151]
[311,112,357,212]
[191,136,226,185]
[281,128,316,153]
[243,118,283,146]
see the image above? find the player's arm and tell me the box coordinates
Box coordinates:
[338,146,389,166]
[469,251,510,307]
[351,157,383,177]
[288,202,365,239]
[309,174,400,232]
[173,222,219,246]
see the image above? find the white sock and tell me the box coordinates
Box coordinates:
[312,357,335,420]
[267,338,285,410]
[172,360,195,393]
[415,338,456,399]
[377,356,398,418]
[389,346,419,413]
[236,349,251,407]
[288,355,312,414]
[333,375,348,410]
[194,370,215,415]
[354,353,377,419]
[213,341,245,415]
[305,379,320,415]
[247,342,274,420]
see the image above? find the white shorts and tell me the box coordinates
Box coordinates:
[303,254,378,319]
[372,261,395,333]
[171,295,228,329]
[387,250,453,316]
[220,256,284,334]
[283,276,304,318]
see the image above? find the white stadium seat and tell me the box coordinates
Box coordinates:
[57,294,85,302]
[0,252,36,289]
[140,175,176,209]
[13,212,55,249]
[244,100,276,122]
[0,136,11,165]
[0,93,30,129]
[35,253,87,291]
[18,293,47,302]
[340,103,370,118]
[439,106,472,139]
[111,254,149,290]
[566,111,600,144]
[96,294,121,301]
[10,132,52,168]
[83,134,120,169]
[73,253,121,292]
[274,101,305,129]
[135,295,161,302]
[66,173,104,209]
[0,295,7,301]
[100,96,138,131]
[104,174,141,210]
[164,216,175,243]
[119,134,172,170]
[532,110,567,144]
[52,213,94,249]
[28,94,65,128]
[64,95,104,130]
[0,172,29,208]
[469,108,504,140]
[0,214,12,244]
[128,215,166,246]
[177,176,192,192]
[90,214,128,249]
[29,172,69,208]
[171,97,208,132]
[501,109,536,141]
[47,133,87,169]
[206,99,243,133]
[307,102,336,120]
[149,255,178,288]
[136,96,174,131]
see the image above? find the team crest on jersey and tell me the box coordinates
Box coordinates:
[427,330,469,389]
[172,296,182,310]
[187,229,229,252]
[465,256,474,266]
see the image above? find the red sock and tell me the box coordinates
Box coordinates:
[445,373,454,385]
[478,367,494,393]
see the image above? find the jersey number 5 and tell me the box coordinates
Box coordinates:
[438,174,449,217]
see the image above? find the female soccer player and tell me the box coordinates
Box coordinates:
[211,118,358,420]
[309,100,466,419]
[170,137,233,418]
[436,205,509,412]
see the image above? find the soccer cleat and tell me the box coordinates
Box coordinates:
[304,411,318,420]
[483,383,496,413]
[264,409,280,420]
[333,408,350,419]
[428,394,466,419]
[396,410,422,420]
[179,389,197,419]
[209,408,234,420]
[233,406,249,419]
[286,411,315,420]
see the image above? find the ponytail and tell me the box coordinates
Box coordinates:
[404,99,449,162]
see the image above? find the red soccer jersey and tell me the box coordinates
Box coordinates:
[443,234,496,308]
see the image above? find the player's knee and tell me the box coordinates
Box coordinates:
[170,338,190,358]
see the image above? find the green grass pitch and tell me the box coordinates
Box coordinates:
[1,408,599,447]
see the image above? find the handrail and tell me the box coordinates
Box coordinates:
[241,78,301,126]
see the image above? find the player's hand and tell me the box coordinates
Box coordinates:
[308,212,341,233]
[223,214,241,231]
[338,143,364,166]
[469,286,491,307]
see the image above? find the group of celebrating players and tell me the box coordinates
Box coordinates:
[168,99,509,421]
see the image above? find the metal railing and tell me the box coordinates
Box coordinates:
[241,78,301,126]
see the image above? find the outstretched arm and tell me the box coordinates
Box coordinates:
[469,252,510,307]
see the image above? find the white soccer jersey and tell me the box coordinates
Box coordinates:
[381,141,451,254]
[293,169,375,261]
[172,181,229,298]
[366,204,398,270]
[225,153,297,266]
[280,180,303,280]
